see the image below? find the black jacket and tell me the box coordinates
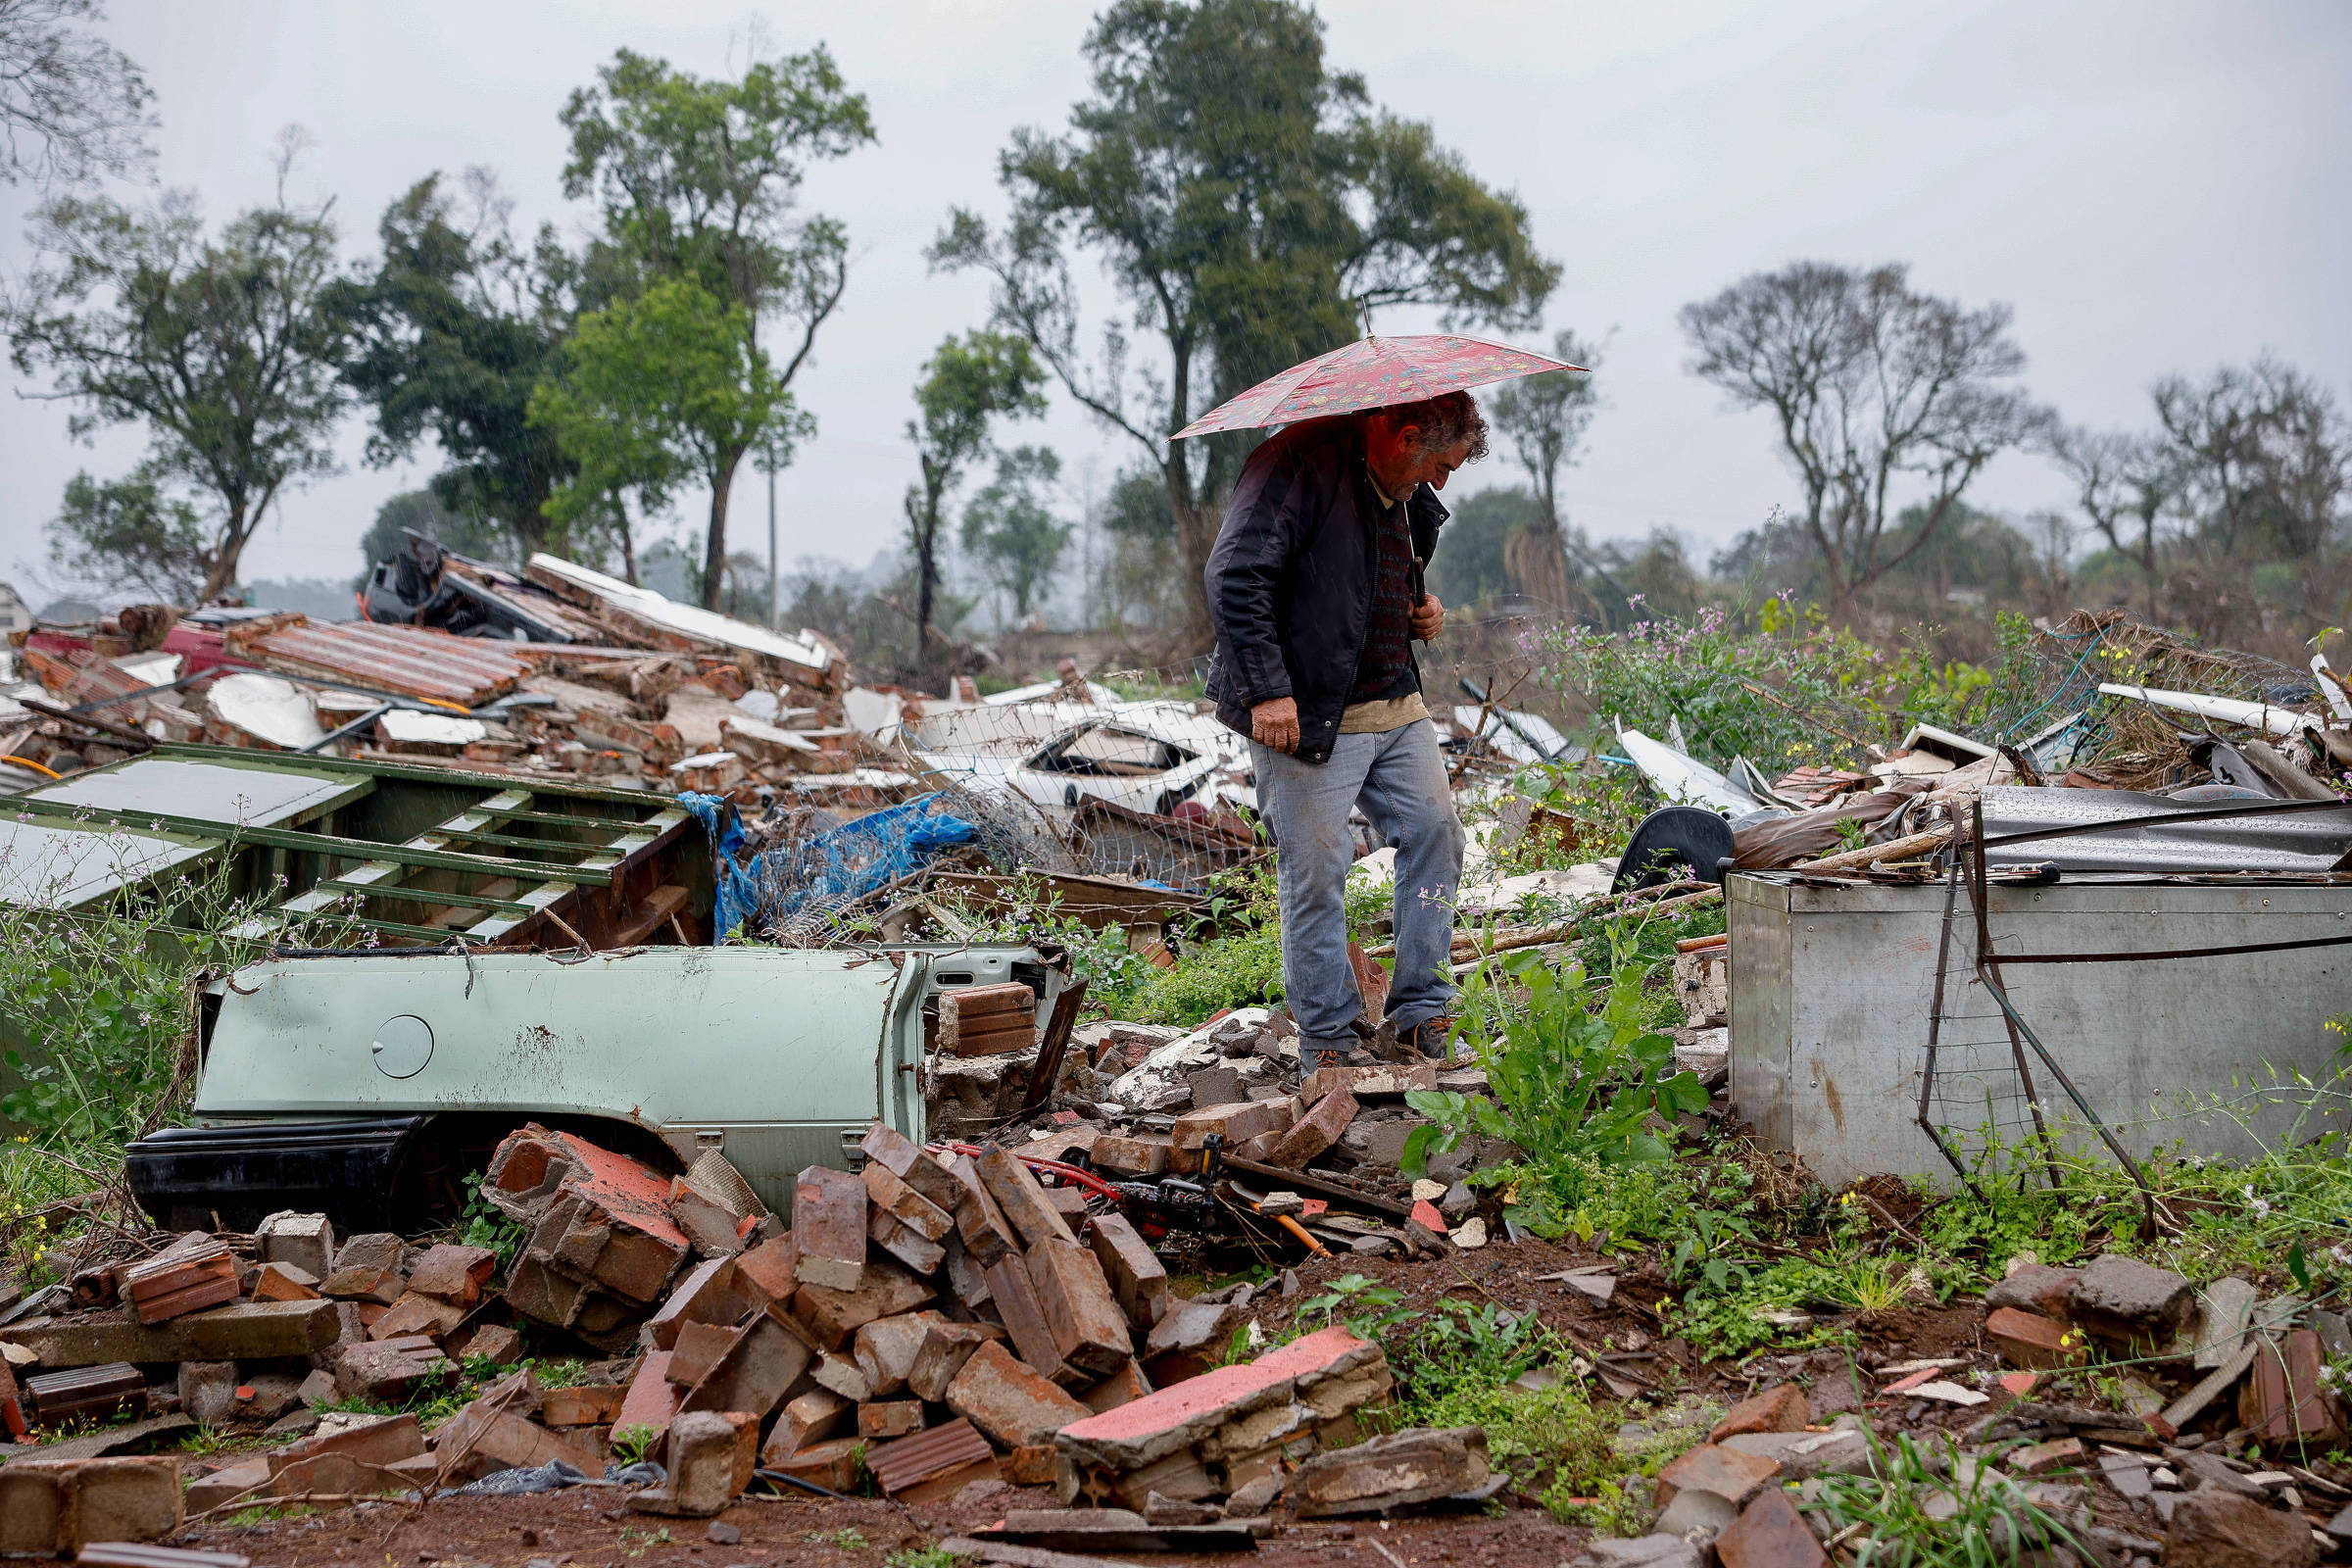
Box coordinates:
[1203,416,1447,764]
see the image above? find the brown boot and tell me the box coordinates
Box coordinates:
[1398,1016,1457,1061]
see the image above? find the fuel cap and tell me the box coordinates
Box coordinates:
[370,1014,434,1079]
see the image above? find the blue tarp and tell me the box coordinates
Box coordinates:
[679,790,981,938]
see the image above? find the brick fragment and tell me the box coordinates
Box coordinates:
[647,1255,761,1350]
[760,1388,850,1467]
[1652,1443,1781,1508]
[854,1311,934,1397]
[1058,1326,1382,1474]
[1027,1236,1134,1378]
[868,1418,1001,1501]
[1987,1306,2086,1370]
[1288,1425,1489,1517]
[809,1350,872,1402]
[948,1340,1094,1448]
[250,1261,320,1302]
[367,1291,466,1343]
[1300,1063,1437,1102]
[679,1310,820,1420]
[984,1254,1077,1386]
[1089,1133,1174,1176]
[1081,1359,1153,1414]
[1261,1089,1357,1169]
[859,1122,964,1211]
[864,1161,956,1241]
[948,1153,1019,1265]
[0,1456,181,1553]
[1715,1487,1830,1568]
[256,1210,337,1280]
[1141,1297,1244,1386]
[976,1144,1079,1249]
[270,1412,425,1496]
[542,1384,627,1427]
[870,1205,948,1274]
[629,1410,742,1517]
[1086,1211,1170,1334]
[730,1234,799,1304]
[940,982,1037,1055]
[666,1319,741,1388]
[333,1339,451,1404]
[767,1434,863,1494]
[1007,1445,1057,1486]
[1709,1382,1810,1441]
[612,1350,683,1447]
[177,1360,238,1428]
[791,1164,869,1292]
[2243,1327,2343,1446]
[406,1243,498,1305]
[908,1315,1004,1402]
[790,1258,935,1349]
[860,1399,927,1439]
[1169,1099,1294,1152]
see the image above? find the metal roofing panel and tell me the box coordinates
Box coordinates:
[253,622,530,705]
[1980,785,2352,875]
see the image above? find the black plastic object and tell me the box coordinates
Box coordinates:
[125,1116,425,1234]
[1612,806,1737,893]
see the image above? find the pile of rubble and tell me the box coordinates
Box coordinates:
[0,1116,1502,1554]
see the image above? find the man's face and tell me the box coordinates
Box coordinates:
[1367,416,1475,494]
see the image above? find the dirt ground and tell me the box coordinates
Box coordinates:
[179,1481,1593,1568]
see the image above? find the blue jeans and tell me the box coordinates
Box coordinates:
[1252,720,1465,1072]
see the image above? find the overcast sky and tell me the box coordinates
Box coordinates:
[3,0,2348,608]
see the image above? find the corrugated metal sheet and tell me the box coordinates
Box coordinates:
[1980,785,2352,874]
[863,1415,993,1494]
[253,622,530,706]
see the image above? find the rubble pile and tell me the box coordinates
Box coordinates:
[0,1115,1503,1549]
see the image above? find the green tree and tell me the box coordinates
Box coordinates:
[5,148,347,600]
[46,464,207,602]
[1488,327,1603,612]
[905,331,1047,662]
[528,277,805,598]
[932,0,1557,642]
[330,172,581,563]
[561,46,874,608]
[962,445,1072,623]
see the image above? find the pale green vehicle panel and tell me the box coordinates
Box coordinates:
[189,945,1044,1211]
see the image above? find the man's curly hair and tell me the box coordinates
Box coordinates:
[1367,390,1490,462]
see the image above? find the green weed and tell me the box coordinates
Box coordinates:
[1799,1432,2087,1566]
[610,1422,660,1467]
[886,1548,968,1568]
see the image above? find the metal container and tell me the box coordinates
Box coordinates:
[1728,871,2352,1189]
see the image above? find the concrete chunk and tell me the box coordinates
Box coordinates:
[947,1339,1094,1448]
[2069,1252,2193,1347]
[1287,1425,1490,1517]
[646,1255,761,1350]
[256,1210,337,1282]
[760,1387,850,1467]
[859,1399,926,1439]
[629,1410,741,1518]
[791,1164,868,1292]
[1059,1325,1380,1473]
[3,1298,341,1370]
[0,1456,182,1553]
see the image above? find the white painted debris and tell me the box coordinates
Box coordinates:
[207,673,325,750]
[377,709,488,747]
[2098,682,2316,739]
[1613,718,1756,814]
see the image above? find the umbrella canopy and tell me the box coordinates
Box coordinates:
[1171,333,1584,441]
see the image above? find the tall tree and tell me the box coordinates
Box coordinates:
[528,277,804,598]
[329,172,581,563]
[46,464,207,602]
[5,147,347,599]
[1680,261,2047,616]
[0,0,151,188]
[2046,424,2177,617]
[1487,326,1602,613]
[561,46,874,608]
[2152,355,2347,564]
[962,445,1071,623]
[932,0,1557,642]
[904,331,1047,662]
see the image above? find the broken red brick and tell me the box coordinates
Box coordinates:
[975,1145,1079,1250]
[946,1340,1093,1448]
[791,1164,868,1293]
[790,1258,935,1350]
[864,1161,956,1242]
[1709,1382,1810,1441]
[406,1244,497,1305]
[1260,1089,1356,1169]
[1026,1236,1134,1379]
[1986,1307,2087,1371]
[859,1123,964,1212]
[612,1350,683,1447]
[1087,1210,1171,1332]
[1169,1099,1293,1152]
[858,1400,926,1439]
[983,1254,1076,1386]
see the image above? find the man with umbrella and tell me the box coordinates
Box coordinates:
[1193,334,1581,1074]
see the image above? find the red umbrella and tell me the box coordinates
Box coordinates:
[1170,333,1585,441]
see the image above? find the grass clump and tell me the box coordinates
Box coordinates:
[1799,1433,2087,1566]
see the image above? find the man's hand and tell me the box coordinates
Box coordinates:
[1411,591,1446,641]
[1251,696,1301,755]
